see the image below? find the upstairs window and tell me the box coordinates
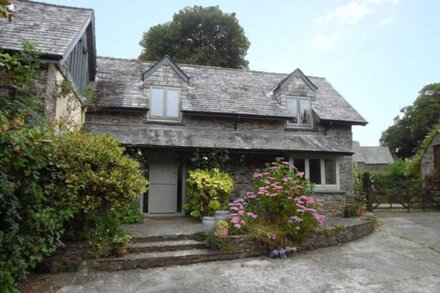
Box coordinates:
[149,87,181,121]
[289,156,339,190]
[287,97,312,127]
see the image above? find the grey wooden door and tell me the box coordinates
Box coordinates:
[148,158,178,214]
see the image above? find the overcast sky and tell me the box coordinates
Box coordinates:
[43,0,440,146]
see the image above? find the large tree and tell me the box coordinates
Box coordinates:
[139,6,250,69]
[380,83,440,159]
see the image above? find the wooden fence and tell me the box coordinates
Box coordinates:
[359,173,440,212]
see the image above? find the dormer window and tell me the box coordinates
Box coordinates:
[149,87,181,121]
[287,97,312,127]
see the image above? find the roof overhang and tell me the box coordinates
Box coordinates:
[85,123,353,155]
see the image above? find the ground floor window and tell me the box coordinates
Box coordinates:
[289,156,339,190]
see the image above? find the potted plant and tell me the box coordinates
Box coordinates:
[349,201,365,217]
[214,220,229,238]
[113,233,132,257]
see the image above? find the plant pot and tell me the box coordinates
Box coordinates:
[359,207,366,216]
[202,216,216,233]
[214,227,229,238]
[115,246,127,257]
[214,210,229,222]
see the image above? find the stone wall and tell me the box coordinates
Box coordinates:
[421,133,440,177]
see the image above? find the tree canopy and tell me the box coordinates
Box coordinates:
[139,6,250,69]
[380,83,440,159]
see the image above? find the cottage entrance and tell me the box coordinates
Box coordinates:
[148,157,179,215]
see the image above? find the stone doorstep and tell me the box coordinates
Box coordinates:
[90,249,259,271]
[127,239,207,253]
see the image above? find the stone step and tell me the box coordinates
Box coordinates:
[128,239,206,253]
[90,249,247,271]
[132,234,197,243]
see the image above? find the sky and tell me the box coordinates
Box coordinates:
[43,0,440,146]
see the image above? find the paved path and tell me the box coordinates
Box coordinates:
[28,211,440,293]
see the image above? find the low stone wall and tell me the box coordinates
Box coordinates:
[211,216,374,257]
[38,217,374,273]
[37,243,96,273]
[299,217,374,251]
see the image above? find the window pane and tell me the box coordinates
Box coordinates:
[166,89,180,118]
[299,100,311,125]
[150,88,164,116]
[324,159,337,185]
[287,98,298,123]
[293,158,305,175]
[309,159,321,184]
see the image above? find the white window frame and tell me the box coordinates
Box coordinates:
[286,96,313,128]
[148,87,182,122]
[289,155,340,191]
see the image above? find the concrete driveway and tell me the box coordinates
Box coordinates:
[28,211,440,293]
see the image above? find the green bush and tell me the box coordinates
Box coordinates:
[55,132,148,212]
[0,43,149,289]
[0,43,79,289]
[184,169,234,218]
[116,201,145,224]
[58,132,148,245]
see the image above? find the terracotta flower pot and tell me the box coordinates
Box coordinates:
[214,227,229,238]
[115,246,127,257]
[359,207,366,216]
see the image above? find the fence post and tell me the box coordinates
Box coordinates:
[363,172,373,212]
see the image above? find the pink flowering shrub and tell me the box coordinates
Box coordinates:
[228,160,326,255]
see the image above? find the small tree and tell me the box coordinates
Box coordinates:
[139,6,250,69]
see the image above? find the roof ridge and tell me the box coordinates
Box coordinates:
[22,0,94,12]
[96,56,326,78]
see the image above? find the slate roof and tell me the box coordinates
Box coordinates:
[353,143,394,164]
[0,0,93,59]
[94,57,367,124]
[85,123,353,154]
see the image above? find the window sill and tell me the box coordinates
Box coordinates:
[144,120,184,126]
[313,189,346,194]
[285,126,314,132]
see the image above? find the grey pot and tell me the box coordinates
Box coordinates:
[214,210,229,222]
[202,216,216,233]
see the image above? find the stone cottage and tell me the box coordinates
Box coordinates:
[352,141,393,173]
[85,56,367,216]
[1,1,368,217]
[0,0,96,128]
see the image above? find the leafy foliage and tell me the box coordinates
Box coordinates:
[406,123,440,178]
[380,83,440,159]
[184,169,234,218]
[55,132,148,212]
[139,6,250,69]
[0,43,149,290]
[116,201,145,224]
[0,44,77,288]
[189,148,230,170]
[228,160,325,256]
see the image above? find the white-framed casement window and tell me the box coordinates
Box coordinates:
[286,97,312,128]
[289,156,340,190]
[148,87,181,121]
